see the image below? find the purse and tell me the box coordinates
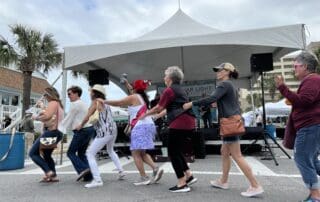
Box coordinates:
[39,137,58,150]
[88,110,99,125]
[220,115,245,137]
[89,102,100,125]
[39,106,59,150]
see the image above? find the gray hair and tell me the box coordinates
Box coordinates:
[294,51,319,72]
[165,66,184,84]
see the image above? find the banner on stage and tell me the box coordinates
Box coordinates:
[157,84,216,99]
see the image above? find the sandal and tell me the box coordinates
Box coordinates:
[39,176,50,183]
[43,171,58,182]
[49,177,60,183]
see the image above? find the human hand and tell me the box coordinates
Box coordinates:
[274,75,284,87]
[75,124,82,131]
[183,102,192,110]
[96,98,105,105]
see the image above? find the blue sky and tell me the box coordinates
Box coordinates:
[1,0,320,108]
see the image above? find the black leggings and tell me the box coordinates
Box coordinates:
[168,129,192,179]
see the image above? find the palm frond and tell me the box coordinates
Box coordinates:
[0,36,19,66]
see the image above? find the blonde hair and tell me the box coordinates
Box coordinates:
[44,87,63,109]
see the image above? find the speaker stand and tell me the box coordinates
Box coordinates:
[252,71,291,166]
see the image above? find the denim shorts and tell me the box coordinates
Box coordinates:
[222,135,240,144]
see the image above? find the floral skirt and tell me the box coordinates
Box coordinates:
[130,123,156,151]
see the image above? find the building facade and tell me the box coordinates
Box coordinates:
[0,66,50,129]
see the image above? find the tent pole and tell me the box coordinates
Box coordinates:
[249,77,256,126]
[60,50,68,165]
[180,47,185,72]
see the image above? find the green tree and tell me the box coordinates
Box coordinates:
[313,47,320,73]
[263,73,277,101]
[246,93,262,109]
[0,24,61,116]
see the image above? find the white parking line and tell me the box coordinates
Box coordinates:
[98,157,134,172]
[158,162,175,173]
[21,161,73,174]
[0,156,302,178]
[245,156,277,176]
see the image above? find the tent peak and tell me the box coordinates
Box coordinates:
[134,9,221,41]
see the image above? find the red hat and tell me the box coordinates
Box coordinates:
[133,80,149,91]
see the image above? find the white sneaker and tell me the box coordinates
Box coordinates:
[241,186,264,197]
[210,179,229,190]
[152,168,164,183]
[118,171,126,180]
[133,176,151,186]
[84,180,103,188]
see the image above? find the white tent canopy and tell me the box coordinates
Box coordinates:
[64,9,306,90]
[259,99,291,118]
[243,99,291,126]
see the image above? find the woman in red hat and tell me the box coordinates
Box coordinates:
[99,79,164,186]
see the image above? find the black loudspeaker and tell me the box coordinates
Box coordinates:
[88,69,109,86]
[250,53,273,72]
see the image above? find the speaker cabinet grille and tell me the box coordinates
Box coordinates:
[88,69,109,86]
[250,53,273,72]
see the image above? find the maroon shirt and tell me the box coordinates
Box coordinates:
[278,74,320,131]
[158,88,195,130]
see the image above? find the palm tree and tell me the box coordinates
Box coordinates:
[313,47,320,73]
[0,24,61,116]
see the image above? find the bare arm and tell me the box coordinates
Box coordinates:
[105,95,134,107]
[37,101,58,122]
[140,104,165,120]
[153,109,167,120]
[124,79,134,95]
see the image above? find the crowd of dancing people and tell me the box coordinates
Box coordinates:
[28,51,320,201]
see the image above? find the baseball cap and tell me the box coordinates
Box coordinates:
[212,63,236,72]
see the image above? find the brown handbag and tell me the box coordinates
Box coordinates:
[220,115,245,137]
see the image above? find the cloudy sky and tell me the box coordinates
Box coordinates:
[1,0,320,106]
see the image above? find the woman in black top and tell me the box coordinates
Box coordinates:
[184,63,263,197]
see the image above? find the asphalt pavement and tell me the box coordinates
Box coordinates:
[0,149,308,202]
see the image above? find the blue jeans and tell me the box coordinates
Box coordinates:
[294,124,320,189]
[67,127,94,174]
[29,130,63,174]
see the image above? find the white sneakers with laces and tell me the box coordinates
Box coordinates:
[118,171,126,180]
[84,180,103,188]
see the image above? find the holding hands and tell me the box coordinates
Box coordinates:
[183,102,193,110]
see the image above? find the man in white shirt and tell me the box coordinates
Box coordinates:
[60,86,95,181]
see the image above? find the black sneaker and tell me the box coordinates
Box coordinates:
[76,168,90,181]
[186,176,198,186]
[169,184,191,193]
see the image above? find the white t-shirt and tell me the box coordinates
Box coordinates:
[59,99,91,133]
